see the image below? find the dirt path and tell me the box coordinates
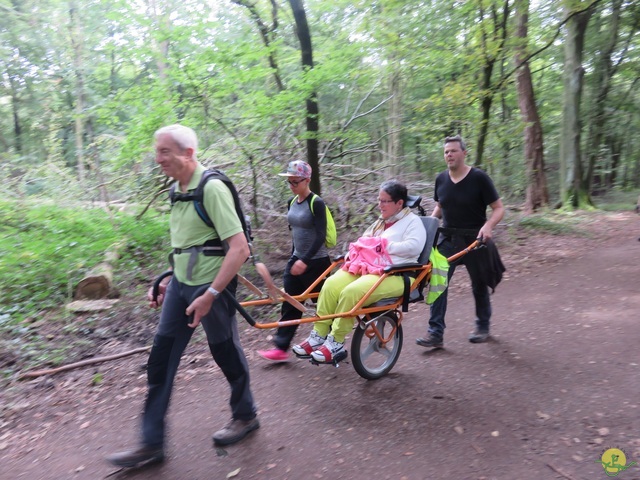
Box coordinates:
[2,212,639,480]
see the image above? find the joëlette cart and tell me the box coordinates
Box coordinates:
[153,197,480,380]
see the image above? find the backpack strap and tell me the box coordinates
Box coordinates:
[287,195,298,211]
[288,194,316,211]
[207,169,252,241]
[308,193,318,215]
[168,173,213,228]
[168,169,253,280]
[191,170,214,228]
[170,169,251,241]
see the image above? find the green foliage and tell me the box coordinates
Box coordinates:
[1,0,639,222]
[592,189,640,212]
[0,198,170,376]
[0,199,169,321]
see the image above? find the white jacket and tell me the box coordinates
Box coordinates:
[366,212,426,265]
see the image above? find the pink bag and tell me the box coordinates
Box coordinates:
[342,237,392,276]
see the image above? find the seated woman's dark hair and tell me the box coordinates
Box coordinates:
[380,180,408,207]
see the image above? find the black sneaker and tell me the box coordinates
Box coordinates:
[416,336,443,349]
[468,330,490,343]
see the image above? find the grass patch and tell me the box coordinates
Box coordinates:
[593,189,639,212]
[0,198,170,374]
[517,213,584,235]
[598,202,637,212]
[0,199,169,318]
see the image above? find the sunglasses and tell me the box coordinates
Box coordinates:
[287,179,308,187]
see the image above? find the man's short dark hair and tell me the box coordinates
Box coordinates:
[444,135,467,151]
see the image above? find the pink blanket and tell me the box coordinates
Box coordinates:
[342,237,392,276]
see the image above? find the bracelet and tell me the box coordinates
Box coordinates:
[207,286,220,297]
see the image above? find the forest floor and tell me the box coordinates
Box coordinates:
[1,209,640,480]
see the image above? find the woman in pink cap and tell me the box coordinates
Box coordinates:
[257,160,332,362]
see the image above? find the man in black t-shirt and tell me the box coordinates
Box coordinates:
[417,135,504,348]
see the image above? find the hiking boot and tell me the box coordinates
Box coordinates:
[469,330,490,343]
[257,348,289,362]
[212,417,260,446]
[416,335,444,349]
[105,445,165,468]
[310,335,346,363]
[292,330,326,358]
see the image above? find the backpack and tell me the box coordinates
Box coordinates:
[288,193,337,248]
[169,168,253,246]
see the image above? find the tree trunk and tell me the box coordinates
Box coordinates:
[289,0,320,195]
[148,0,169,80]
[10,77,22,153]
[606,133,623,187]
[473,0,509,169]
[387,69,403,176]
[559,4,593,208]
[475,86,493,169]
[586,0,639,193]
[514,0,549,213]
[231,0,284,91]
[74,244,122,300]
[69,0,86,183]
[585,0,623,195]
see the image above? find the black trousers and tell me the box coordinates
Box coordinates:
[272,255,332,351]
[142,277,256,448]
[427,236,492,339]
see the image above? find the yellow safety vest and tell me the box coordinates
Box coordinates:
[426,247,449,304]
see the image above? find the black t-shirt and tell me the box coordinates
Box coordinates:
[434,167,499,229]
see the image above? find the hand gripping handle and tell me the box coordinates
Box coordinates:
[152,270,256,327]
[152,270,174,303]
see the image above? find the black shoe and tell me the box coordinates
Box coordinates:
[106,445,165,468]
[468,330,490,343]
[213,417,260,446]
[416,336,443,349]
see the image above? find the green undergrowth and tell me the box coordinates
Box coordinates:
[0,198,170,376]
[592,189,639,212]
[516,213,585,236]
[516,189,639,234]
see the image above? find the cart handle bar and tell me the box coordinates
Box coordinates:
[151,270,256,327]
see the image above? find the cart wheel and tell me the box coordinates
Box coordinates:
[351,313,403,380]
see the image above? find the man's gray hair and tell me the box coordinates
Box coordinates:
[155,124,198,159]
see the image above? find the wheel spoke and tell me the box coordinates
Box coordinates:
[351,314,403,380]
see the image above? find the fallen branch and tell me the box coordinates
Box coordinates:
[136,186,171,220]
[546,463,579,480]
[18,346,151,380]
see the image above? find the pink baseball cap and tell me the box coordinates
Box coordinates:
[278,160,312,179]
